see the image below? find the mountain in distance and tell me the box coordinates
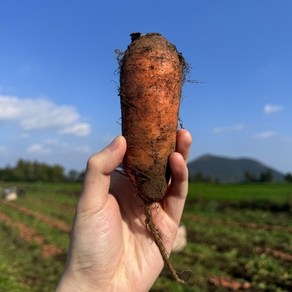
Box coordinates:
[187,154,285,183]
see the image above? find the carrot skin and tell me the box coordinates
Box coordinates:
[120,33,184,203]
[119,33,186,284]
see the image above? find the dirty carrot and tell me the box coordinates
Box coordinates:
[119,32,186,283]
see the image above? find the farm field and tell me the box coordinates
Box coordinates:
[0,182,291,291]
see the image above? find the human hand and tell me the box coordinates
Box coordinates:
[57,129,192,292]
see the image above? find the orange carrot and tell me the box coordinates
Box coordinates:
[119,32,186,283]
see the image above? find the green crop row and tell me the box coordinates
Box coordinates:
[188,182,292,202]
[0,221,64,292]
[0,182,291,291]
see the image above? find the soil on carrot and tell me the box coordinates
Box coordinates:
[119,32,186,283]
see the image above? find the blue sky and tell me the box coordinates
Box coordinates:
[1,0,292,173]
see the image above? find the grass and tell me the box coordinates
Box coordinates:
[0,182,291,291]
[153,182,292,291]
[188,182,292,202]
[0,220,64,292]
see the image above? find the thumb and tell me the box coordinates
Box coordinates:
[77,136,127,213]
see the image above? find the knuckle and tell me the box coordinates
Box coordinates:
[86,152,102,172]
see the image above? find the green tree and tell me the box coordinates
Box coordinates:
[259,170,273,182]
[67,169,80,182]
[0,160,66,182]
[244,171,257,183]
[284,173,292,183]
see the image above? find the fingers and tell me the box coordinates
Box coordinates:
[77,136,127,213]
[176,129,192,162]
[163,130,192,224]
[163,154,189,224]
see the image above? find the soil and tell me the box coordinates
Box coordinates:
[0,211,63,258]
[184,213,292,263]
[209,276,251,291]
[3,201,71,233]
[184,213,292,234]
[255,247,292,262]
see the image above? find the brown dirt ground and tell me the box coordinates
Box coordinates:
[0,211,63,258]
[184,213,292,234]
[255,247,292,262]
[3,201,71,233]
[184,213,292,263]
[209,276,251,291]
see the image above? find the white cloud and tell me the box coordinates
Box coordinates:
[44,138,59,145]
[59,123,91,136]
[264,104,284,114]
[26,141,91,156]
[213,124,244,134]
[19,99,79,130]
[0,95,91,136]
[27,144,51,154]
[20,133,30,138]
[254,131,275,139]
[75,145,91,153]
[0,96,21,119]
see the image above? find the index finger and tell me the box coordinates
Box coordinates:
[176,129,192,162]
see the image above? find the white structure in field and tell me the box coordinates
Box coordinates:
[2,187,18,201]
[172,225,187,253]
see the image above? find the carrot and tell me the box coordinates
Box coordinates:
[119,32,186,283]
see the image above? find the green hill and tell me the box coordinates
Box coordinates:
[188,154,285,183]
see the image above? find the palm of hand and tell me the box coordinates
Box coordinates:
[58,130,191,292]
[72,172,176,291]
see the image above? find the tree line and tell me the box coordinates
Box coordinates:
[243,170,273,183]
[190,170,292,183]
[0,159,84,182]
[245,171,292,183]
[2,159,292,184]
